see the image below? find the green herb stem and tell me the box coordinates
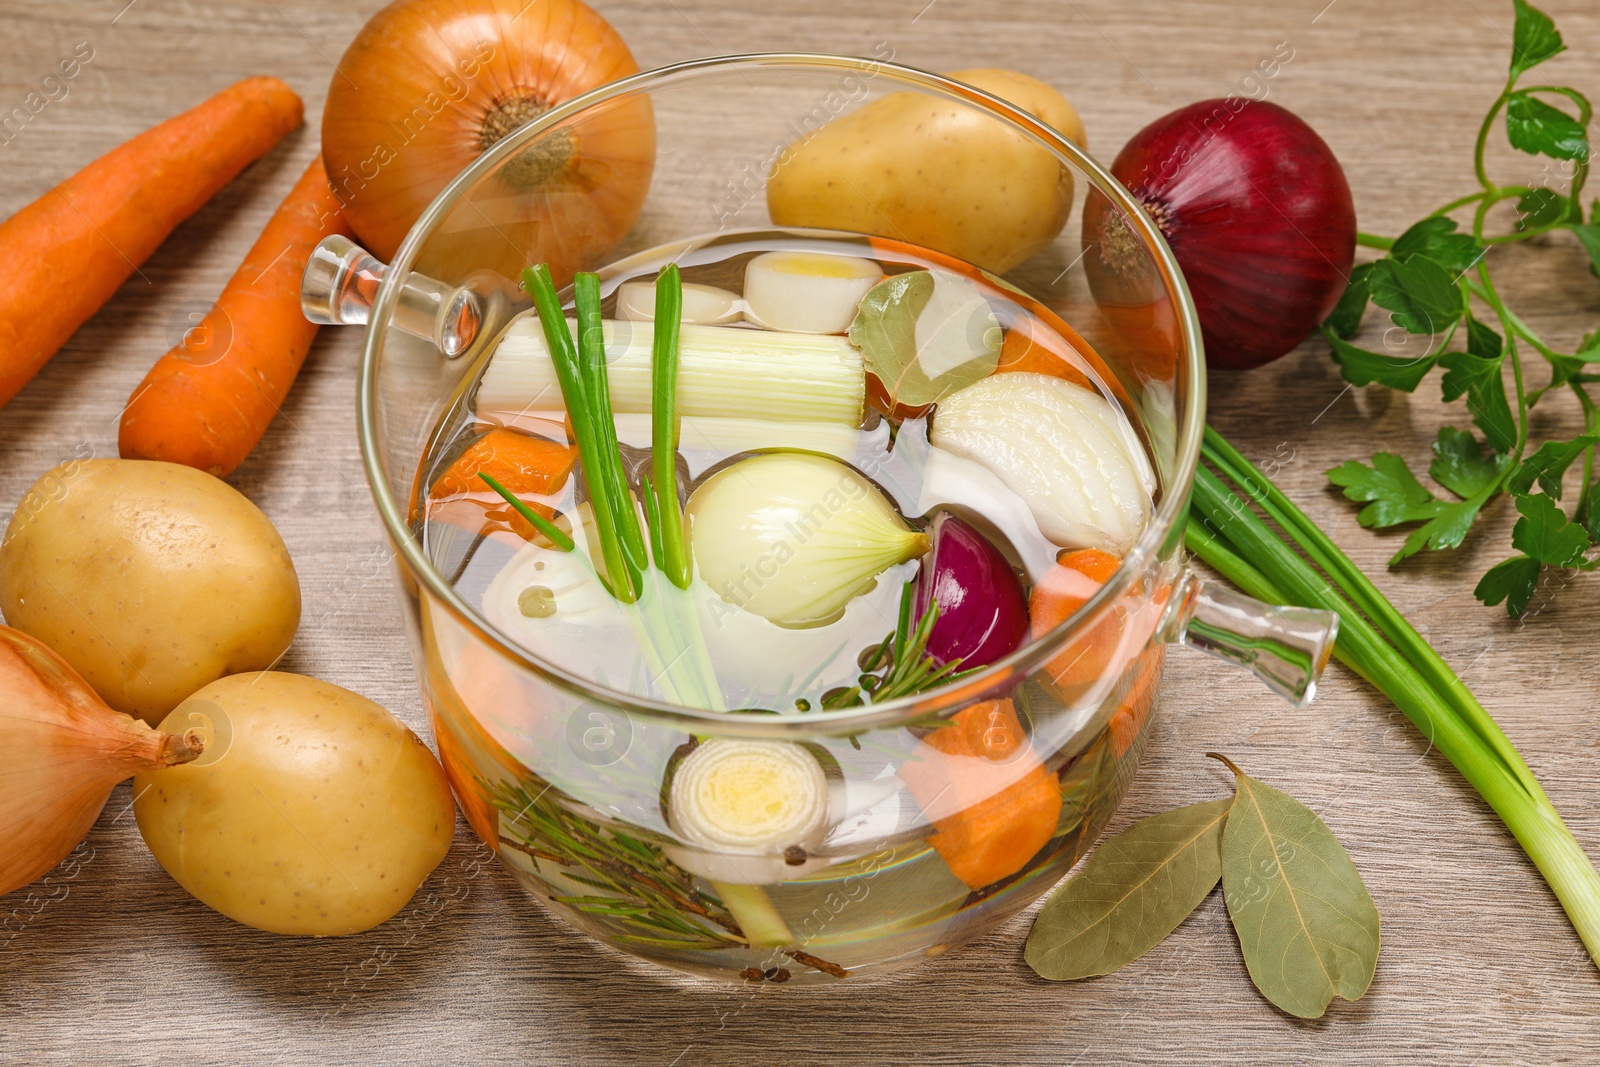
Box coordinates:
[1355,231,1395,251]
[574,272,649,581]
[651,265,692,589]
[1189,433,1600,969]
[477,472,576,551]
[1201,428,1545,800]
[523,265,639,602]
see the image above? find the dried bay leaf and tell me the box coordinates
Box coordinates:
[1211,754,1381,1019]
[1025,798,1229,980]
[849,269,1000,410]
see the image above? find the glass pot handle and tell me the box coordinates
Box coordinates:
[1159,576,1339,707]
[301,235,482,358]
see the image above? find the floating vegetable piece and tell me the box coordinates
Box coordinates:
[1083,98,1354,369]
[134,672,456,936]
[321,0,653,279]
[908,437,1060,582]
[0,459,301,724]
[433,428,576,499]
[850,270,1002,413]
[687,453,929,628]
[665,738,831,886]
[767,68,1084,273]
[743,251,883,334]
[1025,798,1229,981]
[483,532,634,662]
[931,371,1154,552]
[1108,647,1163,759]
[996,310,1094,389]
[0,626,201,897]
[617,279,741,324]
[1211,753,1380,1019]
[900,698,1062,890]
[478,318,864,425]
[429,428,576,542]
[911,513,1028,670]
[1030,548,1124,700]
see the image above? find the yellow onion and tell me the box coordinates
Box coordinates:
[321,0,654,282]
[0,626,200,896]
[686,453,929,627]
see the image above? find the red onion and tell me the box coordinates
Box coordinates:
[1083,98,1356,370]
[912,512,1029,669]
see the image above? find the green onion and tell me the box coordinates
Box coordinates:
[1189,428,1600,970]
[574,272,649,579]
[521,265,640,602]
[476,472,575,552]
[651,264,692,589]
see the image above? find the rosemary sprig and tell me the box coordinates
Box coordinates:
[489,777,743,949]
[822,581,966,710]
[487,776,851,974]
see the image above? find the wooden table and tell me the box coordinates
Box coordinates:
[3,1,1598,1063]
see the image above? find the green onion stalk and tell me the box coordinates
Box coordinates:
[520,263,789,947]
[1189,425,1600,969]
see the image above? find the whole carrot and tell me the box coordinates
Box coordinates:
[119,156,350,475]
[0,76,302,411]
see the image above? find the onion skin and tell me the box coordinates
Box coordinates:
[0,627,199,897]
[1084,99,1355,370]
[322,0,653,280]
[912,512,1029,670]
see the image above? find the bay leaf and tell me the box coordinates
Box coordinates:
[1025,798,1229,980]
[1213,754,1381,1019]
[849,269,1001,409]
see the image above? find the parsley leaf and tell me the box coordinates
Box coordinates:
[1440,317,1517,452]
[1507,433,1600,496]
[1505,92,1589,161]
[1511,491,1592,566]
[1323,262,1374,339]
[1327,452,1484,562]
[1390,217,1485,275]
[1430,426,1510,498]
[1326,331,1436,391]
[1368,256,1466,334]
[1474,555,1542,616]
[1517,188,1570,229]
[1510,0,1566,76]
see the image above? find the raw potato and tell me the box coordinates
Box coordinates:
[134,672,456,936]
[767,68,1086,274]
[0,459,300,724]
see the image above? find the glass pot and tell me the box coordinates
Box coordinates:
[304,54,1337,984]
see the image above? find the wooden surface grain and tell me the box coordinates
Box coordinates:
[3,1,1599,1064]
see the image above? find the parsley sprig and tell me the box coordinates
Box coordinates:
[1324,0,1600,615]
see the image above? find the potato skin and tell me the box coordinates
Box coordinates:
[767,68,1086,274]
[134,672,457,936]
[0,459,300,724]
